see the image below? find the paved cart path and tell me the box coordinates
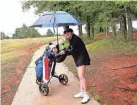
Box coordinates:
[11,43,100,105]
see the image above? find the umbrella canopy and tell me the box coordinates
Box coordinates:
[31,11,83,52]
[31,11,83,27]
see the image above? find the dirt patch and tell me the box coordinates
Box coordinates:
[87,54,137,105]
[133,32,137,40]
[96,32,137,40]
[1,43,44,105]
[96,32,112,39]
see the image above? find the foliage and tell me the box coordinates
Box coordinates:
[94,95,101,102]
[0,32,10,40]
[21,1,137,41]
[59,39,70,50]
[13,24,41,39]
[46,29,54,36]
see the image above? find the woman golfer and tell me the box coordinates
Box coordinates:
[61,28,90,104]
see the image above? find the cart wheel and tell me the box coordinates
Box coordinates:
[59,74,68,85]
[39,83,49,96]
[36,79,41,85]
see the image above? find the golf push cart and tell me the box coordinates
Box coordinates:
[35,42,68,96]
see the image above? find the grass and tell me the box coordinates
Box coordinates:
[2,51,21,62]
[94,95,101,102]
[1,36,58,79]
[1,37,57,53]
[1,37,57,62]
[10,83,17,89]
[59,33,137,54]
[86,38,137,53]
[88,88,101,102]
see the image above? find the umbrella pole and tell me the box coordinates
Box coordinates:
[57,26,59,45]
[57,26,59,52]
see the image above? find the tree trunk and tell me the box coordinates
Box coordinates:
[112,23,116,40]
[90,26,94,40]
[106,20,108,37]
[99,22,104,32]
[77,9,83,36]
[0,32,3,40]
[122,14,127,41]
[118,5,127,41]
[119,14,127,41]
[111,13,116,40]
[86,16,91,38]
[119,19,122,32]
[78,25,83,36]
[126,7,133,41]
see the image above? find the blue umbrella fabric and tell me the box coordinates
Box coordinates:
[31,11,83,27]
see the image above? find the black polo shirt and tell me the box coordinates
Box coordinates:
[66,34,90,67]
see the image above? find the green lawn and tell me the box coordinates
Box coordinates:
[86,38,137,54]
[1,37,57,62]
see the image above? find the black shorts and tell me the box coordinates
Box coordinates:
[75,60,90,67]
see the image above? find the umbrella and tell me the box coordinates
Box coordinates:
[32,11,83,27]
[31,11,83,49]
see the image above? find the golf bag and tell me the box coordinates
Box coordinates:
[35,48,54,82]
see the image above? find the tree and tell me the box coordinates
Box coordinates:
[46,29,54,36]
[115,1,137,41]
[0,32,10,40]
[14,24,41,39]
[22,1,85,36]
[1,32,6,40]
[22,1,137,41]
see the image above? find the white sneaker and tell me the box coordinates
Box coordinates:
[74,91,84,98]
[81,93,90,104]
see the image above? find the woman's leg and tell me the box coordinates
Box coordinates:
[77,65,87,92]
[73,67,84,98]
[74,65,90,104]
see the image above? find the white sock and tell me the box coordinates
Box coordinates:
[80,90,84,92]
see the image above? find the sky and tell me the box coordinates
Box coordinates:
[0,0,80,37]
[0,0,137,37]
[0,0,38,36]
